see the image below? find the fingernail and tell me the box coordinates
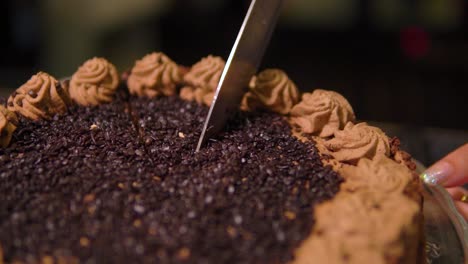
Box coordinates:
[421,161,454,185]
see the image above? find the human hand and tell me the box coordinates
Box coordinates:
[422,143,468,220]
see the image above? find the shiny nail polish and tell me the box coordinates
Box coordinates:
[421,161,454,185]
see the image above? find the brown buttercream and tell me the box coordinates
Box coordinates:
[340,155,412,194]
[0,105,18,148]
[290,89,355,138]
[179,86,215,106]
[288,87,422,263]
[242,69,299,114]
[293,156,419,264]
[180,55,225,106]
[323,122,390,163]
[293,191,419,264]
[69,57,119,106]
[128,52,182,98]
[7,72,70,120]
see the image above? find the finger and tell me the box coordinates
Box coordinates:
[446,187,468,200]
[453,201,468,220]
[445,187,468,220]
[421,143,468,187]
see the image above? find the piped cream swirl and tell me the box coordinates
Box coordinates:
[69,57,119,106]
[7,72,70,120]
[0,105,18,147]
[180,55,225,106]
[243,69,299,114]
[128,52,182,98]
[290,89,355,137]
[324,122,390,163]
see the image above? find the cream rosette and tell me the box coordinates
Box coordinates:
[290,89,355,138]
[69,57,119,106]
[243,69,299,114]
[180,55,225,106]
[323,122,390,163]
[7,72,70,120]
[128,52,182,98]
[0,105,18,147]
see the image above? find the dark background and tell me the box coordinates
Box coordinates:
[0,0,467,165]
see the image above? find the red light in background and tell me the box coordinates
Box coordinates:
[400,26,431,60]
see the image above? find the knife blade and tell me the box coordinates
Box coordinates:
[196,0,284,151]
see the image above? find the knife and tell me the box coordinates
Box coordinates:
[195,0,284,151]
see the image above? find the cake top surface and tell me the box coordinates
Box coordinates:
[0,95,342,263]
[0,52,422,264]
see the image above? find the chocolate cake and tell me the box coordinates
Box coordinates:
[0,53,424,264]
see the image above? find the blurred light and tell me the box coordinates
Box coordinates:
[282,0,358,29]
[400,26,430,60]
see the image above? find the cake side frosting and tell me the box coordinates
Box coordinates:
[291,157,421,264]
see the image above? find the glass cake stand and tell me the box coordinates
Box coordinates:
[416,161,468,264]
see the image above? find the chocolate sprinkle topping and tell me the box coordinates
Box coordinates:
[27,90,37,98]
[0,92,342,263]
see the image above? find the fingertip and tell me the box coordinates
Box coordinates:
[422,144,468,188]
[421,160,454,185]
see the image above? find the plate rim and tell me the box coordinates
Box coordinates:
[415,160,468,261]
